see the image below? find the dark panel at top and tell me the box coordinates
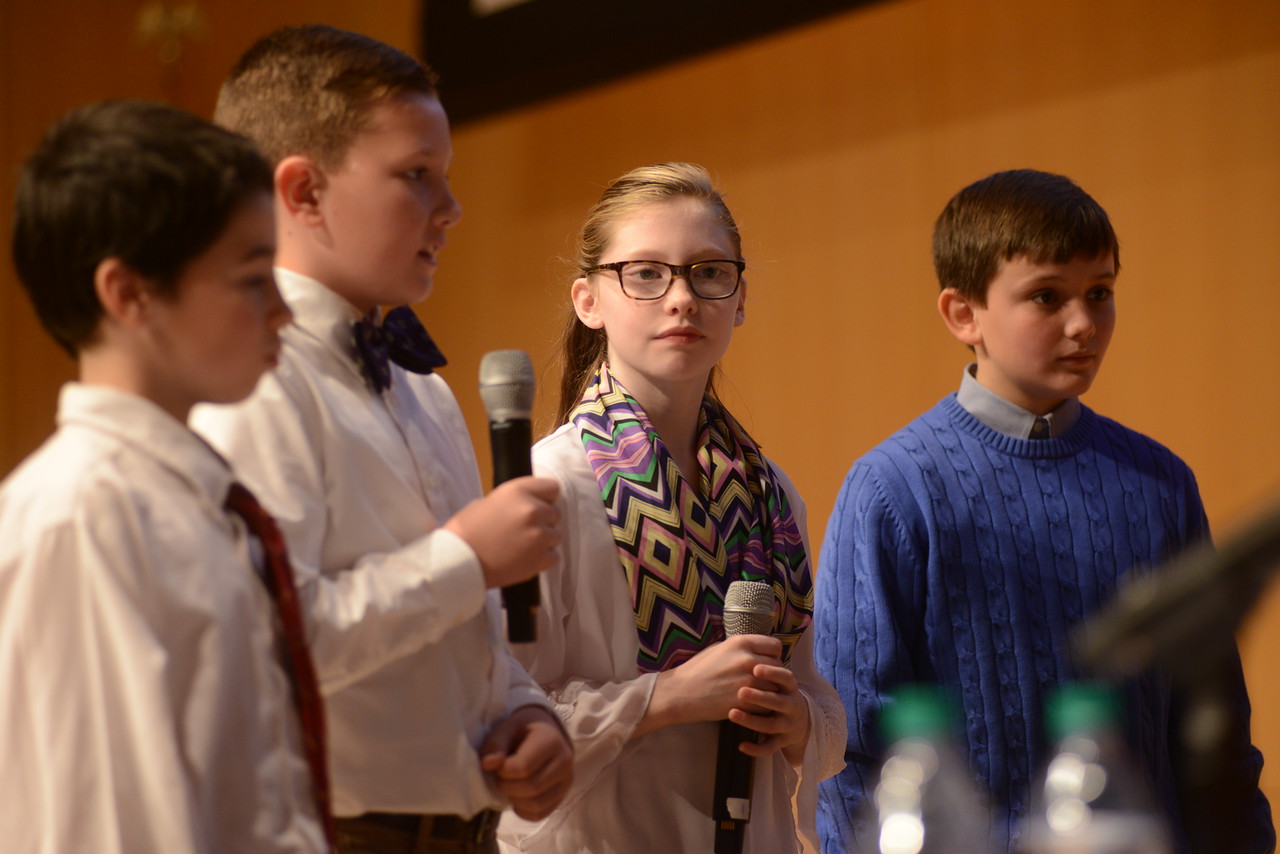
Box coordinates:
[423,0,879,123]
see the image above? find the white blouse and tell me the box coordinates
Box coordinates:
[498,423,845,854]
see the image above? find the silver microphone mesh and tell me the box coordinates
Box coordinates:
[723,580,776,637]
[478,350,535,421]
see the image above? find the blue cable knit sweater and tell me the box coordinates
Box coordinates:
[814,394,1272,852]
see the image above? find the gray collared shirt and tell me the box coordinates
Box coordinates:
[955,363,1081,439]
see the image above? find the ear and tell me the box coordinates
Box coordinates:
[275,155,326,225]
[938,287,983,348]
[571,277,605,330]
[93,257,152,328]
[733,278,747,327]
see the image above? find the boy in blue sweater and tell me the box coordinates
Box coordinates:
[813,169,1273,852]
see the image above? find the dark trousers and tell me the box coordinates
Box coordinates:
[334,811,501,854]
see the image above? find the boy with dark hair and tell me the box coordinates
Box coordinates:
[191,25,572,854]
[813,169,1273,852]
[0,99,328,852]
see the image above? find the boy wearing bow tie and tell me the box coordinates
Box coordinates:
[191,26,572,854]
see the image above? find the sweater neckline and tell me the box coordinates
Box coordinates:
[938,394,1097,458]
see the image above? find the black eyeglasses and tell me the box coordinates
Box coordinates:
[586,259,745,300]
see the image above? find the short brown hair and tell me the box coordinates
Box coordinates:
[215,25,438,169]
[932,169,1120,305]
[555,162,743,425]
[12,100,272,356]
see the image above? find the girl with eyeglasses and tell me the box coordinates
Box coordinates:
[496,163,844,854]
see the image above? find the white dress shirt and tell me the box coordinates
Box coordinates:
[0,384,325,854]
[192,269,549,818]
[497,423,846,854]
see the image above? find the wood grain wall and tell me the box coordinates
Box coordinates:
[3,0,1279,809]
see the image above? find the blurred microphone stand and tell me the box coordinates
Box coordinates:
[1073,497,1280,854]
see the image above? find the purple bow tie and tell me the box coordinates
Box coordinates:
[352,306,447,393]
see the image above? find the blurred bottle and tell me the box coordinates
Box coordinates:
[1020,682,1173,854]
[859,683,993,854]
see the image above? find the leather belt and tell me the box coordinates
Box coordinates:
[340,809,500,848]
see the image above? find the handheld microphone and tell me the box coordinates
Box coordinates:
[478,349,539,643]
[713,579,775,854]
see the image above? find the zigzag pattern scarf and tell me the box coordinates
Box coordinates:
[572,366,813,673]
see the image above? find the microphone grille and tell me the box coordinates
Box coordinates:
[723,580,776,637]
[479,350,535,421]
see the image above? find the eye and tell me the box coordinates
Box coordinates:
[403,166,429,181]
[624,262,667,283]
[241,273,274,291]
[1088,286,1114,303]
[1030,290,1058,306]
[691,262,734,283]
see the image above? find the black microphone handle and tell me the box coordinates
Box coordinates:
[712,580,775,854]
[713,720,756,853]
[490,418,539,643]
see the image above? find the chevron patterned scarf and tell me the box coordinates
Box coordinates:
[572,366,813,673]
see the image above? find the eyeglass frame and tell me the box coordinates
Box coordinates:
[585,259,746,300]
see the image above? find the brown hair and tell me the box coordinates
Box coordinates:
[932,169,1120,305]
[214,25,438,169]
[12,100,272,355]
[554,162,743,425]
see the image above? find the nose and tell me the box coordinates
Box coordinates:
[662,273,698,313]
[1063,300,1096,342]
[435,181,462,228]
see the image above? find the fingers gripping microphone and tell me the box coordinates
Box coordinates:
[714,580,775,854]
[479,350,539,643]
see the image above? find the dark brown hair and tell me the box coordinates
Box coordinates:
[12,100,272,355]
[932,169,1120,305]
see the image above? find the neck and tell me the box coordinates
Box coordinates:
[272,250,378,315]
[633,381,706,483]
[80,347,190,423]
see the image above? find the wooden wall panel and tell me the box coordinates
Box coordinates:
[0,0,416,470]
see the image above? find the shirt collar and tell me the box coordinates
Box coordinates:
[57,382,235,506]
[273,267,370,366]
[955,363,1081,439]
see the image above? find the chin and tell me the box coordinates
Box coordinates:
[395,277,435,305]
[218,382,262,406]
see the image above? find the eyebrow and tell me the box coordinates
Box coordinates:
[613,249,734,260]
[1026,269,1116,286]
[400,147,450,162]
[242,243,276,262]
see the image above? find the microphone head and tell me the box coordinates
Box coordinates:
[479,350,535,422]
[723,580,775,637]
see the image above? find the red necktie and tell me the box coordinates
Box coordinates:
[226,481,336,848]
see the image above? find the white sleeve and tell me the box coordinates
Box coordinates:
[192,367,487,695]
[0,512,207,854]
[789,628,849,852]
[769,461,848,852]
[509,436,658,797]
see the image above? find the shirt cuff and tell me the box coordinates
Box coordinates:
[409,525,487,623]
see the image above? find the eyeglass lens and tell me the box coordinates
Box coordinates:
[617,261,739,299]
